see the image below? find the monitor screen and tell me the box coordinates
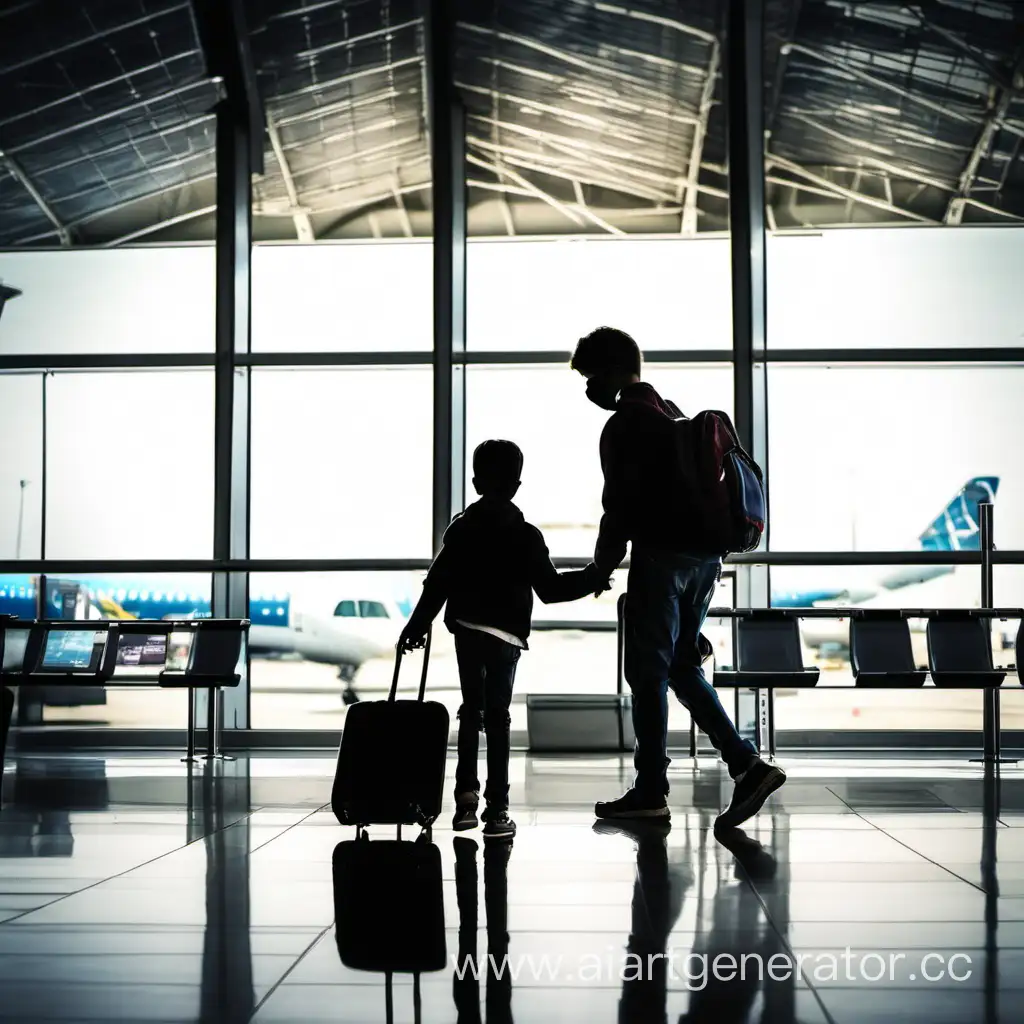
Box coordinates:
[39,629,105,672]
[165,631,194,672]
[116,633,167,667]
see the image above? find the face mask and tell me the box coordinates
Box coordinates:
[585,377,620,411]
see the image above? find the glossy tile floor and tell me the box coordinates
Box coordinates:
[2,751,1024,1023]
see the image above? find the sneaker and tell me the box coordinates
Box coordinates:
[482,809,516,840]
[715,759,786,829]
[594,788,671,821]
[453,791,479,832]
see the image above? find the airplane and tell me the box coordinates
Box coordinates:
[770,476,1002,654]
[0,573,415,707]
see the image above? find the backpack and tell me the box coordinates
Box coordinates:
[664,402,766,554]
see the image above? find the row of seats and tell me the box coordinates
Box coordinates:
[714,609,1020,689]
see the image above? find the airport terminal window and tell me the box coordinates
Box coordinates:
[466,364,733,558]
[0,248,215,355]
[250,368,432,558]
[250,242,432,353]
[249,571,424,730]
[766,229,1024,353]
[0,372,43,559]
[466,238,733,352]
[45,371,215,559]
[767,365,1024,552]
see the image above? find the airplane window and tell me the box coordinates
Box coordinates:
[359,601,389,619]
[334,600,357,617]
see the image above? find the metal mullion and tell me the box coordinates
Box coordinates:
[238,352,432,366]
[459,350,731,364]
[9,551,1024,575]
[0,354,216,371]
[766,348,1024,364]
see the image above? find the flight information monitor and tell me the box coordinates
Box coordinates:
[38,630,105,672]
[116,633,167,668]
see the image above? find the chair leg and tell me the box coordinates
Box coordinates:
[181,688,200,764]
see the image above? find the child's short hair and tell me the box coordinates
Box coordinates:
[473,439,523,494]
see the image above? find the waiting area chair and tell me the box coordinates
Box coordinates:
[850,612,927,687]
[926,612,1005,688]
[713,611,820,689]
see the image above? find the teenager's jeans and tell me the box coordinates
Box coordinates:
[453,627,520,811]
[625,547,757,798]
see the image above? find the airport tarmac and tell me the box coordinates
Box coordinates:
[28,628,1024,733]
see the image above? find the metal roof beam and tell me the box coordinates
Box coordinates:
[270,56,421,107]
[460,23,700,99]
[466,117,687,186]
[681,38,719,234]
[0,51,201,131]
[1,151,71,244]
[907,4,1017,94]
[766,153,934,222]
[2,3,192,77]
[266,116,314,241]
[786,42,979,126]
[466,153,586,229]
[391,176,414,237]
[946,48,1024,224]
[7,79,216,153]
[103,204,218,246]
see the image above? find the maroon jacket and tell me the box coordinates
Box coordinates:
[594,381,706,574]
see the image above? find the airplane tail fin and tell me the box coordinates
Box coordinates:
[919,476,999,552]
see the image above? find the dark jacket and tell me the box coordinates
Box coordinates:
[595,381,708,574]
[406,497,595,647]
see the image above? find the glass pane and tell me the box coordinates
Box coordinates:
[467,239,732,351]
[767,231,1024,350]
[44,371,214,558]
[249,2,430,245]
[249,368,432,558]
[767,366,1024,551]
[249,571,419,730]
[250,243,431,352]
[459,1,728,238]
[0,249,215,353]
[0,373,43,559]
[3,572,209,728]
[466,364,733,557]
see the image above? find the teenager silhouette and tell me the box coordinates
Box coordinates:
[570,327,784,827]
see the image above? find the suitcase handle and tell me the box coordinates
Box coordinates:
[389,625,432,703]
[617,593,627,752]
[616,593,626,698]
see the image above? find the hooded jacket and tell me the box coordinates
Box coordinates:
[406,497,596,647]
[595,380,709,574]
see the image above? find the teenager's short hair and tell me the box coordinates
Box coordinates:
[570,326,642,377]
[473,439,523,491]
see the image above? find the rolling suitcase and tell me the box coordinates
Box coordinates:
[332,628,450,828]
[1,686,12,765]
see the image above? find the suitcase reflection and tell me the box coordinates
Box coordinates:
[332,832,514,1023]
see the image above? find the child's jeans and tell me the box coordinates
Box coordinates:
[453,626,521,811]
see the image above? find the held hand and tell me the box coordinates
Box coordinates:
[584,563,614,598]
